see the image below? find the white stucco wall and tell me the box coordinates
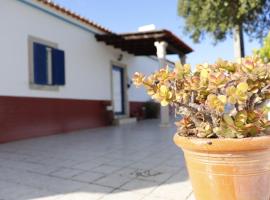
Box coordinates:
[0,0,159,102]
[126,56,159,102]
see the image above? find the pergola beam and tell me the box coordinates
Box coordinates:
[95,29,193,56]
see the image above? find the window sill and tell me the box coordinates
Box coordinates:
[29,83,60,91]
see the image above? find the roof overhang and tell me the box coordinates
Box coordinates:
[35,0,112,33]
[95,29,193,56]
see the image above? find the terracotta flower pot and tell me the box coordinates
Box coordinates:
[174,134,270,200]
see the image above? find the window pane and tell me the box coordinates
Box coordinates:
[33,43,48,85]
[52,48,65,85]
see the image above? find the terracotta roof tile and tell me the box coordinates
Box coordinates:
[36,0,112,33]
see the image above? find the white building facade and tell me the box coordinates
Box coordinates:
[0,0,192,143]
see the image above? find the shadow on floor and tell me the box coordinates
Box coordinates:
[0,120,192,200]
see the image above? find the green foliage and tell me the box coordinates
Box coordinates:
[254,32,270,62]
[133,56,270,138]
[178,0,270,43]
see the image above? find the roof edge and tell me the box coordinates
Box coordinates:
[162,29,193,53]
[35,0,113,34]
[96,29,193,54]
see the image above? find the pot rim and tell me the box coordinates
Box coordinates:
[173,134,270,152]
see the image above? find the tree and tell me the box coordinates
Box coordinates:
[254,32,270,62]
[178,0,270,59]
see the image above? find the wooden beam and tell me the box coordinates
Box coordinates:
[95,30,193,56]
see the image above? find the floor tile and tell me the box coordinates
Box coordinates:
[92,164,122,174]
[71,171,105,183]
[0,120,192,200]
[50,168,84,179]
[120,179,159,194]
[94,174,133,188]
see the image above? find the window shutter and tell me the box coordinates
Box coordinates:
[52,48,65,85]
[33,43,48,85]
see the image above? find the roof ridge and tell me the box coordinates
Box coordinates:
[36,0,113,34]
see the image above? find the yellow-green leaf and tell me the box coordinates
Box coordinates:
[237,82,249,92]
[200,69,208,79]
[235,110,247,127]
[226,86,236,96]
[223,114,234,126]
[218,95,227,104]
[159,85,168,96]
[161,100,169,106]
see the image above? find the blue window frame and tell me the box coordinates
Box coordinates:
[33,42,65,86]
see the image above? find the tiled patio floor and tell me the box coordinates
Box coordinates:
[0,119,194,200]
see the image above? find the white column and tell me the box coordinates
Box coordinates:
[154,41,170,127]
[233,25,245,59]
[179,54,186,65]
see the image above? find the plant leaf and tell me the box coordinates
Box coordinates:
[223,114,234,126]
[235,110,247,127]
[237,82,249,93]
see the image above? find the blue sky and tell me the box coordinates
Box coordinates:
[54,0,262,67]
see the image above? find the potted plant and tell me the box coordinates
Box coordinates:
[133,56,270,200]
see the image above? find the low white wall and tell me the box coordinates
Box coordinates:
[0,0,159,102]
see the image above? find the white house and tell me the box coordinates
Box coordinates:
[0,0,192,143]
